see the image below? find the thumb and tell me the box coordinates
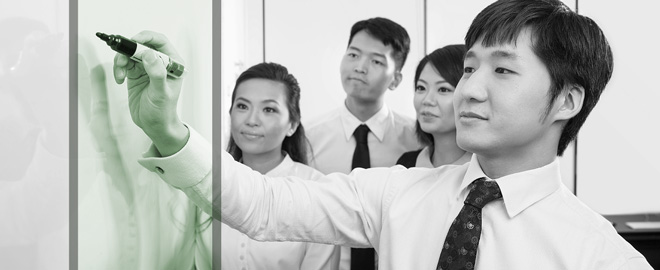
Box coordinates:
[140,50,167,89]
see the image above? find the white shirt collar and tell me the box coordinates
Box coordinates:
[339,103,390,142]
[416,147,434,168]
[462,155,562,218]
[266,153,295,176]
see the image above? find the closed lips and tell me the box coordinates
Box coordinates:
[241,131,263,137]
[459,111,487,120]
[348,77,366,83]
[420,111,439,117]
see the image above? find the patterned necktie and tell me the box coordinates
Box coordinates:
[437,178,502,270]
[351,124,375,270]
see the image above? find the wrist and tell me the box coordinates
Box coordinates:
[145,120,189,157]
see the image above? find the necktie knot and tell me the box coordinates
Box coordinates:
[354,124,370,144]
[465,178,502,209]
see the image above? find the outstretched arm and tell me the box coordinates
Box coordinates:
[139,130,394,248]
[113,30,393,249]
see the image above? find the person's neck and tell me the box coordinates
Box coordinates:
[477,124,563,179]
[345,98,384,122]
[476,143,557,179]
[431,132,467,167]
[242,151,285,175]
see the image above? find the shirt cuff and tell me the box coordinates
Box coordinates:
[137,125,211,188]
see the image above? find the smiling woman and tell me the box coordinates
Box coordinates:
[228,70,301,173]
[223,62,340,270]
[227,63,307,169]
[397,44,472,168]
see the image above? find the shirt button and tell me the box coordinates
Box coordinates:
[156,166,164,174]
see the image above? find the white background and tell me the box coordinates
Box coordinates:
[1,0,69,269]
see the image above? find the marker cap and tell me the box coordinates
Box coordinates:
[167,61,185,78]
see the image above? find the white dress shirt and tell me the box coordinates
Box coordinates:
[144,127,652,270]
[139,130,339,270]
[219,154,340,270]
[305,104,420,268]
[304,103,419,175]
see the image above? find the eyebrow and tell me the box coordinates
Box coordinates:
[234,97,251,104]
[491,50,519,60]
[417,78,448,85]
[465,49,519,61]
[348,46,387,59]
[235,96,280,105]
[465,50,476,60]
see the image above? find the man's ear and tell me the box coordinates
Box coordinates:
[287,121,300,137]
[554,84,585,121]
[388,71,403,91]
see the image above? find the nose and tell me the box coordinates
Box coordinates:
[245,109,260,127]
[421,90,437,107]
[354,58,368,74]
[455,70,488,104]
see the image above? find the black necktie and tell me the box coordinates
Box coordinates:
[351,124,375,270]
[351,124,370,169]
[437,178,503,270]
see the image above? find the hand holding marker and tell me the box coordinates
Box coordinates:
[96,32,185,78]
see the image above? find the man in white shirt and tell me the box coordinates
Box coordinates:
[304,17,419,269]
[305,17,419,175]
[112,0,653,269]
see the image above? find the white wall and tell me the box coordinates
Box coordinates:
[426,0,497,52]
[1,1,68,269]
[576,0,660,215]
[220,0,264,150]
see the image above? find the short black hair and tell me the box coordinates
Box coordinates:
[465,0,613,156]
[348,17,411,71]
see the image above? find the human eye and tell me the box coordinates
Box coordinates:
[415,85,426,92]
[372,59,385,66]
[438,86,454,93]
[263,107,277,113]
[463,67,475,74]
[347,52,358,58]
[495,67,515,74]
[234,103,248,110]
